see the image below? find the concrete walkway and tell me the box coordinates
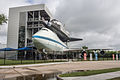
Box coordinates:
[61,71,120,80]
[0,61,120,79]
[0,62,69,68]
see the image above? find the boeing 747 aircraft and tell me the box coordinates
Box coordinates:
[32,27,70,53]
[32,27,112,55]
[32,19,83,54]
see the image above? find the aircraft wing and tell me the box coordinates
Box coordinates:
[86,48,112,51]
[63,48,82,52]
[63,48,112,52]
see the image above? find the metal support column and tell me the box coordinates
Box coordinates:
[25,12,28,59]
[39,11,41,20]
[68,51,69,61]
[4,51,6,65]
[53,51,55,62]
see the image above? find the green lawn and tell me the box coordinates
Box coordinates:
[59,68,120,77]
[0,59,67,65]
[107,77,120,80]
[0,57,115,65]
[98,58,113,61]
[76,57,113,61]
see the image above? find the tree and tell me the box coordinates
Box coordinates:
[82,46,88,50]
[0,14,7,25]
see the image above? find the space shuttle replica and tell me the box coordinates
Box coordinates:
[32,19,82,52]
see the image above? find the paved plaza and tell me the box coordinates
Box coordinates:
[0,61,120,79]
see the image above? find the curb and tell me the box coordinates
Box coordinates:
[0,62,71,69]
[56,70,87,80]
[56,75,64,80]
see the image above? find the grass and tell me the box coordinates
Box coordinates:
[98,58,113,61]
[107,77,120,80]
[0,57,115,65]
[59,68,120,77]
[0,59,67,66]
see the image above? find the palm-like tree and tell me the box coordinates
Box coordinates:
[0,14,7,25]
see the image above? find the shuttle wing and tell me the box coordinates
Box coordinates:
[67,37,83,42]
[63,48,112,52]
[43,20,83,42]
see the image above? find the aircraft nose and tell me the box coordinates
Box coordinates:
[32,35,44,45]
[32,35,46,50]
[32,35,35,39]
[32,36,40,47]
[32,36,38,42]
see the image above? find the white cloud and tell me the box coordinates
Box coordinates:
[0,24,7,44]
[54,0,120,50]
[31,0,61,16]
[0,0,30,15]
[1,0,120,50]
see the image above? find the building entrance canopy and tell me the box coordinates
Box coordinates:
[0,47,33,51]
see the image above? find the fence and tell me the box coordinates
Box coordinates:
[0,51,119,65]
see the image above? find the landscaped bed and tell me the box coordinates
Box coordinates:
[107,77,120,80]
[59,68,120,77]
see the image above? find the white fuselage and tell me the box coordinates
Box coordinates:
[32,28,68,52]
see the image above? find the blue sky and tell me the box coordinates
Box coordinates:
[26,0,34,4]
[26,0,47,4]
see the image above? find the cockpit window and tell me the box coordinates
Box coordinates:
[41,29,48,31]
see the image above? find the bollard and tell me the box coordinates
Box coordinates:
[95,53,98,61]
[84,53,87,60]
[112,54,115,60]
[118,54,120,60]
[90,53,93,61]
[116,54,118,60]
